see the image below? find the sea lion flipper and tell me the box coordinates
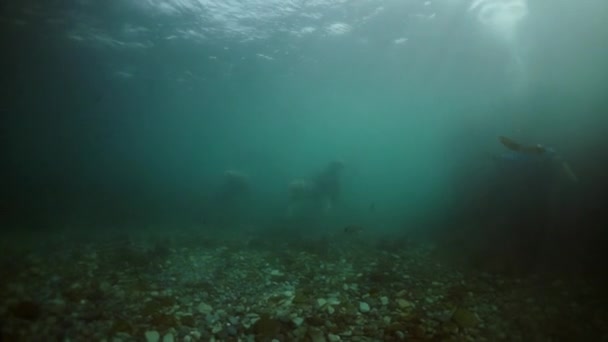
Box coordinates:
[498,136,522,152]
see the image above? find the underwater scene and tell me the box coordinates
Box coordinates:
[1,0,608,341]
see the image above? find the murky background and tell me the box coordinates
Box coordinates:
[1,0,608,340]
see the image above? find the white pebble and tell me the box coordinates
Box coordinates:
[162,333,174,342]
[359,302,370,313]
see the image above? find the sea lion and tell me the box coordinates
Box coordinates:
[498,136,546,155]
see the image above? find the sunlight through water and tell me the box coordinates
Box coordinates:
[469,0,529,95]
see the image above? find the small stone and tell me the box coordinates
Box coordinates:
[327,297,340,305]
[380,297,389,306]
[145,330,160,342]
[162,333,175,342]
[226,325,238,336]
[115,333,131,341]
[328,333,341,341]
[211,322,223,333]
[316,298,327,308]
[293,326,308,338]
[292,317,305,327]
[452,308,480,328]
[327,306,335,314]
[396,299,414,309]
[198,302,213,315]
[359,302,370,313]
[270,269,283,276]
[308,327,327,342]
[100,281,112,293]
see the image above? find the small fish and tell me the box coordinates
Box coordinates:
[344,225,364,234]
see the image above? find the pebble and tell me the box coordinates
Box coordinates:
[380,296,389,306]
[328,333,341,341]
[292,317,305,327]
[452,308,480,328]
[162,333,175,342]
[226,325,238,336]
[308,327,327,342]
[327,297,340,305]
[317,298,327,308]
[198,302,213,315]
[145,331,160,342]
[396,298,414,309]
[359,302,370,313]
[211,323,223,333]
